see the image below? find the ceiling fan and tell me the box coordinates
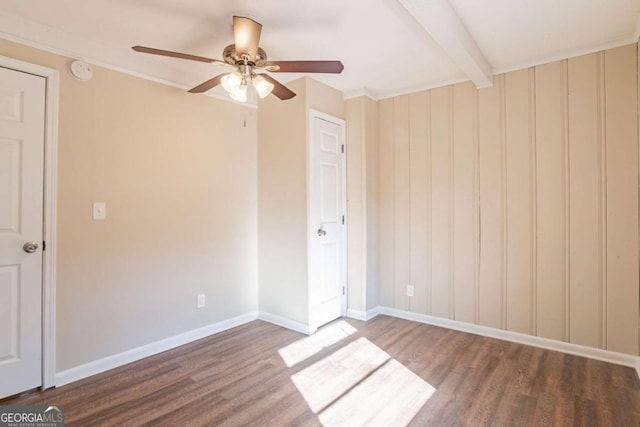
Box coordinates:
[132,16,344,102]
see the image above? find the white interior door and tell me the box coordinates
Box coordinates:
[309,112,346,329]
[0,66,46,398]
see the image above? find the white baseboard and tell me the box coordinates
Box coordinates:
[55,311,259,387]
[346,309,366,320]
[258,311,313,335]
[377,306,640,375]
[346,307,381,321]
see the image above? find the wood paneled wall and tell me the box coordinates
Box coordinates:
[377,44,639,355]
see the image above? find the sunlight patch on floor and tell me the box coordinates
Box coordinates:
[278,320,357,367]
[286,330,436,426]
[291,337,390,413]
[318,358,435,427]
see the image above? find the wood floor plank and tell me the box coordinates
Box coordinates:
[2,316,638,426]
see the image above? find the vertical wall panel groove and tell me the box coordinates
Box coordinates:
[391,101,396,309]
[563,60,570,342]
[449,86,455,319]
[473,87,480,325]
[472,88,480,324]
[427,92,433,316]
[597,52,607,349]
[530,68,538,336]
[408,97,413,313]
[500,75,508,330]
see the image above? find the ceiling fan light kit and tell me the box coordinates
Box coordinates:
[220,69,274,100]
[230,82,248,103]
[252,75,274,99]
[132,16,344,102]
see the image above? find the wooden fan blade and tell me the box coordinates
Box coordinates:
[132,46,227,66]
[265,60,344,74]
[233,16,262,60]
[188,73,228,93]
[260,74,296,100]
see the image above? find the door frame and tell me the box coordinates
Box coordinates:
[0,55,59,389]
[307,109,347,333]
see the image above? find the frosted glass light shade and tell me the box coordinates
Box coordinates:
[252,75,274,99]
[229,84,248,102]
[221,71,243,93]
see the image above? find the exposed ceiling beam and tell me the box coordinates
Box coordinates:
[398,0,493,88]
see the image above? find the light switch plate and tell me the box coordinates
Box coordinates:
[93,202,106,220]
[197,294,206,309]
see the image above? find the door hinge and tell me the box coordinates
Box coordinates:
[341,144,344,154]
[342,215,345,225]
[42,241,46,251]
[342,286,345,296]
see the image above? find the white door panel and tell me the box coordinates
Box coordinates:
[319,241,339,302]
[0,138,21,231]
[0,66,45,398]
[0,266,19,361]
[310,113,346,329]
[319,162,338,222]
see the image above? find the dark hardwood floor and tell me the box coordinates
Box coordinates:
[3,316,639,426]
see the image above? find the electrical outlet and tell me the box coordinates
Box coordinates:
[92,202,106,220]
[407,285,414,297]
[197,294,206,309]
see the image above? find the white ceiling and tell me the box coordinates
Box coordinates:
[0,0,638,101]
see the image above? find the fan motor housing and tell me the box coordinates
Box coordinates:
[223,44,268,67]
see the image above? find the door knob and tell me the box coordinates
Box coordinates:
[23,241,39,253]
[317,228,326,237]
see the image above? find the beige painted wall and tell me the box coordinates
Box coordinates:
[0,40,258,371]
[364,97,379,311]
[346,96,379,312]
[306,78,345,121]
[258,78,308,324]
[258,77,344,326]
[377,44,639,356]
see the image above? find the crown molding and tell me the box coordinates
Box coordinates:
[377,75,470,100]
[343,87,380,101]
[376,36,638,100]
[492,36,638,76]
